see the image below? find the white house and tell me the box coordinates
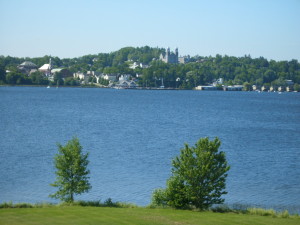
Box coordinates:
[119,74,131,81]
[115,80,138,89]
[102,74,117,82]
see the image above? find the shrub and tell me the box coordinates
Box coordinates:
[279,210,290,218]
[0,202,13,208]
[150,188,168,207]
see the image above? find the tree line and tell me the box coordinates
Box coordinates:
[1,46,299,90]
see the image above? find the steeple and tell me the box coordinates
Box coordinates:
[49,58,52,70]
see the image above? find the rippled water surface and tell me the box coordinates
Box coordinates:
[1,87,299,211]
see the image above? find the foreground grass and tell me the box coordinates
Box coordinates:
[1,207,300,225]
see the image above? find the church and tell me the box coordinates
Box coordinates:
[160,48,179,64]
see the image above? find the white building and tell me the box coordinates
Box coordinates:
[119,74,131,81]
[39,58,52,76]
[102,74,117,82]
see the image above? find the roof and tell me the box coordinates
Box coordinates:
[39,64,51,70]
[51,68,63,73]
[19,61,37,68]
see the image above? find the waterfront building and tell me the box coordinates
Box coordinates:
[223,85,243,91]
[213,78,224,86]
[115,80,138,89]
[195,85,217,91]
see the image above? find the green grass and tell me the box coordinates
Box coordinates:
[1,207,300,225]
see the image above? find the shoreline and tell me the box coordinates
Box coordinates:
[1,85,299,93]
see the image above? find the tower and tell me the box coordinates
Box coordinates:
[49,58,52,70]
[175,48,178,63]
[166,47,170,63]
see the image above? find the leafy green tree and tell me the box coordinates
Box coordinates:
[0,66,6,83]
[30,71,48,85]
[50,137,91,202]
[152,137,230,210]
[243,82,251,91]
[53,72,63,85]
[294,83,300,92]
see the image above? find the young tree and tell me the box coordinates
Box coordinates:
[152,137,230,210]
[50,137,91,202]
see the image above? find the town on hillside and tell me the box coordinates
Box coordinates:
[1,46,299,92]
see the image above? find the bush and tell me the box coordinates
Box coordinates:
[0,201,13,208]
[150,188,168,207]
[0,202,34,208]
[279,210,290,218]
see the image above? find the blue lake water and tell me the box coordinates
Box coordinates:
[0,87,299,212]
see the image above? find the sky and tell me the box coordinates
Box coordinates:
[0,0,299,61]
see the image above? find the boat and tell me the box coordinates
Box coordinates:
[47,86,50,88]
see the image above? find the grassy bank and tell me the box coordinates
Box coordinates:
[1,206,300,225]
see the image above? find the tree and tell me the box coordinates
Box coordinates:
[50,137,91,202]
[151,137,230,210]
[243,82,251,91]
[0,66,6,84]
[53,72,64,85]
[294,83,300,92]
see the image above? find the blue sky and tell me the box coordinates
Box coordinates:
[0,0,299,61]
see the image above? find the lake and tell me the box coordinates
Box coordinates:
[0,87,299,212]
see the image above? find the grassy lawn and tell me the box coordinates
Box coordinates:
[0,207,299,225]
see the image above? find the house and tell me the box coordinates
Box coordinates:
[286,80,294,86]
[252,85,258,91]
[18,61,38,74]
[115,80,138,89]
[129,62,149,69]
[119,74,131,81]
[102,74,117,82]
[129,62,139,69]
[73,72,90,84]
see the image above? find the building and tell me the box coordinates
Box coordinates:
[102,74,117,82]
[160,48,179,64]
[39,58,52,76]
[119,74,131,81]
[223,85,243,91]
[213,78,224,87]
[18,61,38,74]
[195,85,217,91]
[115,80,138,89]
[178,55,190,64]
